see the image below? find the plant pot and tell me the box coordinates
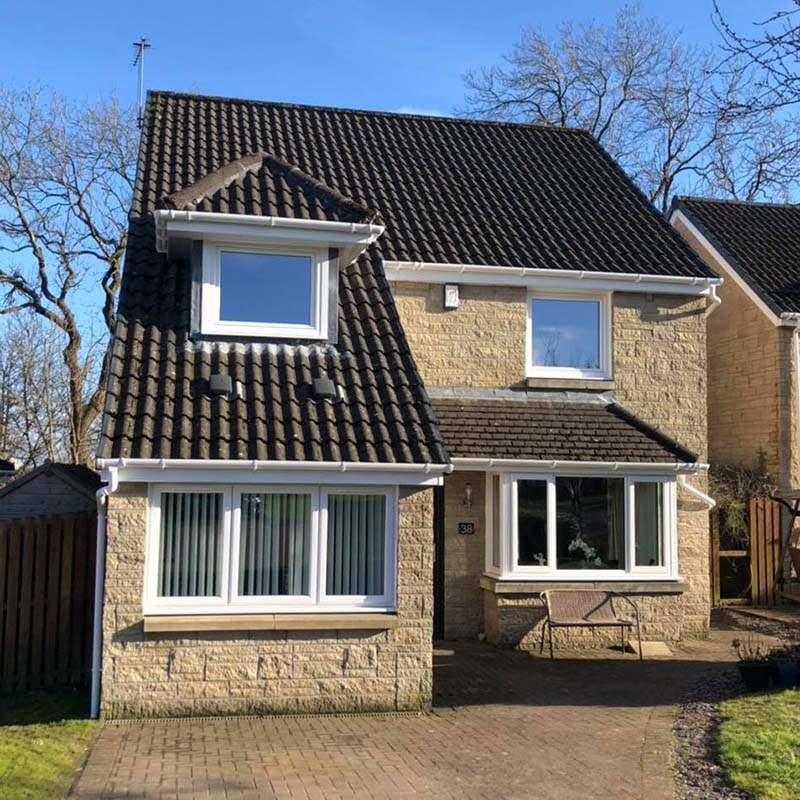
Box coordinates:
[737,661,772,691]
[770,658,800,689]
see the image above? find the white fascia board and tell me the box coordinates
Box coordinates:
[153,209,384,266]
[96,458,451,487]
[669,209,784,327]
[451,457,707,473]
[384,259,721,297]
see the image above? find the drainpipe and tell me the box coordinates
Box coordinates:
[705,282,721,318]
[678,474,716,508]
[90,466,119,720]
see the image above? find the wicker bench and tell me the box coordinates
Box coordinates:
[539,590,643,660]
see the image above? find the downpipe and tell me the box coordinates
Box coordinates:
[90,466,118,720]
[678,473,716,509]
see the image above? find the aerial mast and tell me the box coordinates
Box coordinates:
[132,37,151,129]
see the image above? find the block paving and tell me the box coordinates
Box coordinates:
[71,629,739,800]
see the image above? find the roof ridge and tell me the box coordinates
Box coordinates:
[148,89,593,136]
[675,195,800,210]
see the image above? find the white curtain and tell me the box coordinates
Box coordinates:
[158,492,224,597]
[326,494,386,596]
[238,493,311,596]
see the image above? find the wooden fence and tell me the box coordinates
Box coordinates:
[0,512,96,693]
[711,497,782,607]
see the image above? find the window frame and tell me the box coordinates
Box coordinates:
[485,471,676,581]
[525,290,612,380]
[200,241,329,339]
[144,484,398,615]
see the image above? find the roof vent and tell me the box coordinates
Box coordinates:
[208,373,233,398]
[312,377,338,401]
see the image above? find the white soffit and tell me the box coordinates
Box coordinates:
[153,209,384,267]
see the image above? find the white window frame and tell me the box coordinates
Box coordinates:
[145,483,397,615]
[526,290,612,380]
[486,471,677,581]
[200,241,329,339]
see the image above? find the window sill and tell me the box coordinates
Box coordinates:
[480,575,687,595]
[525,377,615,391]
[143,612,399,633]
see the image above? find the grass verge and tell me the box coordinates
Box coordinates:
[718,688,800,800]
[0,689,97,800]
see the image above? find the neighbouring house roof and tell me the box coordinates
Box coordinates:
[672,197,800,315]
[0,462,102,501]
[100,90,711,464]
[431,396,698,464]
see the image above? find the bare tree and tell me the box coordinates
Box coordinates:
[715,1,800,110]
[0,313,73,468]
[0,86,137,465]
[462,5,800,210]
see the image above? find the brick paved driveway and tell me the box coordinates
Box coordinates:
[70,632,737,800]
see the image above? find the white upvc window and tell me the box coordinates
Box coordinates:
[200,241,329,338]
[145,484,397,614]
[485,472,676,580]
[526,290,611,380]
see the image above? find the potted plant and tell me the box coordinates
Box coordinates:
[732,635,772,691]
[769,644,800,689]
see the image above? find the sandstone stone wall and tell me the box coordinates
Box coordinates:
[392,280,711,644]
[100,484,433,719]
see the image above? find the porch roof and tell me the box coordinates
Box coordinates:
[431,396,697,464]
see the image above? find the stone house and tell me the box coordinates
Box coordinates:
[670,198,800,589]
[92,91,719,719]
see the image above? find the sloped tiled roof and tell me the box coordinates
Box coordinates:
[432,397,697,463]
[134,91,714,277]
[673,197,800,315]
[161,151,380,224]
[100,90,712,464]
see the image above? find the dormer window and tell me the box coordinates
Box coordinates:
[200,242,329,339]
[526,290,611,380]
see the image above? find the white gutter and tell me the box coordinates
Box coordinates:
[451,457,708,473]
[678,474,716,508]
[384,259,722,295]
[96,458,452,474]
[90,466,119,720]
[153,209,384,254]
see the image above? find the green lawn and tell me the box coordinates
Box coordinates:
[718,688,800,800]
[0,689,97,800]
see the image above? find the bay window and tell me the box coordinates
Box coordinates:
[146,485,396,614]
[485,472,676,579]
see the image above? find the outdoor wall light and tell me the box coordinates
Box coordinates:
[443,283,460,309]
[463,482,473,508]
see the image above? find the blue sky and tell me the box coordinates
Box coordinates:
[0,0,784,115]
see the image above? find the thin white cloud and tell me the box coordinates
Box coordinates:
[393,105,445,117]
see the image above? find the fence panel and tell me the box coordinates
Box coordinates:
[749,498,782,606]
[0,512,96,693]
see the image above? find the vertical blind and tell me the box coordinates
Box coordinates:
[158,492,224,597]
[635,483,664,566]
[238,493,311,596]
[326,494,386,596]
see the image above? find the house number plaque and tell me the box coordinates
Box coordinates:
[458,522,475,536]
